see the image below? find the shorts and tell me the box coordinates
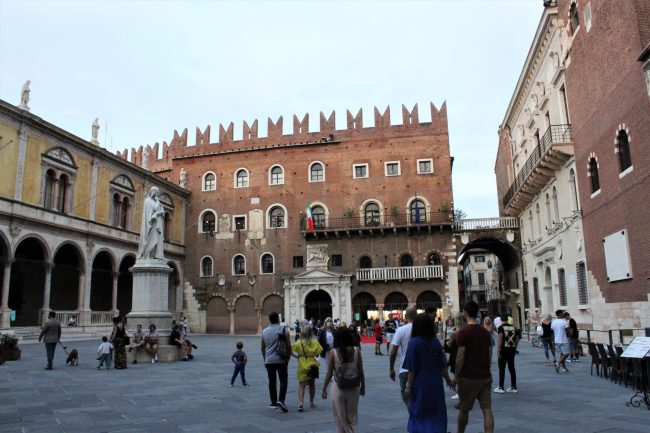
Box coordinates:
[557,343,570,355]
[457,376,492,412]
[386,332,395,343]
[375,335,383,344]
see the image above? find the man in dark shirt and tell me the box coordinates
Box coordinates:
[454,301,494,433]
[565,312,580,362]
[384,313,397,352]
[38,311,62,370]
[495,315,519,393]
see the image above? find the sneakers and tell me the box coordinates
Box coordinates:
[494,387,505,394]
[268,404,278,409]
[276,401,288,413]
[132,360,137,364]
[553,361,560,373]
[561,367,569,373]
[451,394,459,400]
[243,383,250,387]
[151,358,155,364]
[154,354,159,363]
[230,384,234,387]
[506,387,518,393]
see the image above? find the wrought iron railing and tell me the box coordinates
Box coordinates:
[502,124,572,209]
[454,217,519,231]
[301,211,452,232]
[356,265,444,282]
[90,311,114,325]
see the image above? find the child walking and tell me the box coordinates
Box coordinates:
[97,336,113,370]
[230,341,248,387]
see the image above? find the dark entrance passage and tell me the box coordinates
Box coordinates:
[117,255,135,316]
[9,238,46,326]
[50,244,81,311]
[167,262,180,312]
[384,292,408,320]
[304,290,332,322]
[352,292,376,321]
[90,252,113,311]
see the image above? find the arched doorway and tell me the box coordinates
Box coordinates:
[117,255,135,317]
[384,292,408,320]
[0,236,8,323]
[90,251,113,311]
[50,244,82,311]
[352,292,376,321]
[206,297,229,334]
[167,261,180,312]
[304,290,332,322]
[262,294,284,320]
[416,290,443,318]
[234,295,257,333]
[543,266,554,314]
[9,238,46,326]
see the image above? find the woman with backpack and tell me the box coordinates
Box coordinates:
[322,327,365,433]
[404,313,455,433]
[291,319,323,412]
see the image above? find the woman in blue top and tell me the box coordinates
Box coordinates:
[404,313,455,433]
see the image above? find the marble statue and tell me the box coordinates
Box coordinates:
[142,148,150,170]
[19,80,30,108]
[91,118,100,144]
[137,186,165,259]
[179,168,188,188]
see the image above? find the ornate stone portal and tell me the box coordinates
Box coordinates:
[283,244,352,324]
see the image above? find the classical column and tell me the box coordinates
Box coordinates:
[1,259,14,328]
[51,181,60,211]
[111,271,118,313]
[256,306,263,334]
[42,262,53,310]
[76,267,85,325]
[377,303,384,320]
[228,306,235,335]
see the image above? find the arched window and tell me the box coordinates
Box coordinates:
[528,210,534,240]
[364,202,380,227]
[409,199,426,223]
[233,255,246,275]
[164,212,172,240]
[312,205,325,229]
[552,187,560,223]
[203,172,216,191]
[570,1,579,34]
[112,193,121,227]
[545,194,552,228]
[589,157,600,193]
[616,130,632,172]
[428,252,441,266]
[44,169,55,209]
[359,256,372,269]
[201,211,216,233]
[120,196,130,229]
[309,162,324,182]
[57,174,68,213]
[235,169,249,188]
[400,254,413,267]
[536,203,542,238]
[201,256,213,277]
[569,169,579,211]
[261,253,274,274]
[269,206,285,228]
[269,165,284,185]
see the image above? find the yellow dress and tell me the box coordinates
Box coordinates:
[292,338,323,382]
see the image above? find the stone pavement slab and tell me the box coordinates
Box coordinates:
[1,335,649,432]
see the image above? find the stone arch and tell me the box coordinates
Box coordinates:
[50,242,83,311]
[352,292,376,321]
[359,198,384,226]
[261,292,284,318]
[406,196,431,222]
[90,250,114,311]
[416,290,443,310]
[234,294,257,333]
[10,237,47,326]
[304,289,332,323]
[12,233,52,264]
[117,254,136,316]
[206,294,229,334]
[384,292,409,313]
[167,261,180,312]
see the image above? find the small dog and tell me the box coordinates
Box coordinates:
[65,348,79,366]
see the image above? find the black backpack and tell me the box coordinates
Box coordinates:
[275,327,290,360]
[335,348,360,389]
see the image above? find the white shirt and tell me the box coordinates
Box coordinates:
[551,318,569,345]
[98,342,113,354]
[390,323,412,374]
[326,330,334,348]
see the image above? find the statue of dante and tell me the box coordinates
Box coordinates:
[20,80,30,107]
[137,186,165,259]
[91,118,100,142]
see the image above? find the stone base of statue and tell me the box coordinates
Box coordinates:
[18,104,30,112]
[127,259,173,333]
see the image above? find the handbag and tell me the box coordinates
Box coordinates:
[124,335,131,345]
[535,325,543,336]
[301,340,319,379]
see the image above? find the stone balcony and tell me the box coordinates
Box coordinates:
[502,124,574,215]
[356,265,444,282]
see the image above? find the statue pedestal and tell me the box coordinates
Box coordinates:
[127,259,173,332]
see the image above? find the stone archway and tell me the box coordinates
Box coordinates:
[352,292,376,321]
[262,294,283,318]
[10,238,47,326]
[305,290,332,322]
[50,244,82,311]
[234,295,257,333]
[117,255,135,316]
[206,296,229,334]
[90,251,114,311]
[167,261,180,312]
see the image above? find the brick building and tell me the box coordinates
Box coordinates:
[138,103,458,333]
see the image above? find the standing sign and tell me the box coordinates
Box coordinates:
[621,337,650,358]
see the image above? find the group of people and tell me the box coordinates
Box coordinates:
[538,309,580,373]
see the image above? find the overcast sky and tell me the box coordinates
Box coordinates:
[0,0,541,218]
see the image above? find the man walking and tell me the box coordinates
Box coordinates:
[261,312,291,412]
[454,301,494,433]
[551,309,570,373]
[38,311,61,370]
[384,313,397,353]
[494,314,519,393]
[389,306,417,406]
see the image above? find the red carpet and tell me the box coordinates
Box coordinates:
[360,335,387,344]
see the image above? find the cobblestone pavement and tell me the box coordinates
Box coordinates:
[1,334,649,433]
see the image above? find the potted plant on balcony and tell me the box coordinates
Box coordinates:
[343,206,355,218]
[439,200,453,220]
[389,205,399,226]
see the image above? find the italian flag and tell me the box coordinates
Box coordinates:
[306,201,314,231]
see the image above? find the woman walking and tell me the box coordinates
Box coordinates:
[322,327,365,433]
[292,319,323,411]
[404,314,455,433]
[540,314,556,364]
[110,317,128,369]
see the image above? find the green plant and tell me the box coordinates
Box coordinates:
[343,206,355,217]
[439,200,451,213]
[390,205,399,217]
